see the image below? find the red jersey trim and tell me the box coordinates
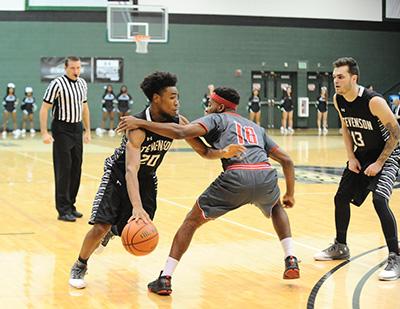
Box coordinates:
[226,162,272,171]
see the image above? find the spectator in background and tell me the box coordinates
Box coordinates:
[116,85,133,120]
[248,88,261,125]
[316,86,329,135]
[98,85,117,137]
[2,83,19,139]
[21,87,37,137]
[201,84,214,112]
[280,86,294,135]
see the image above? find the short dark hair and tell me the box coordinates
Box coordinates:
[140,71,177,101]
[214,87,240,105]
[333,57,360,82]
[65,56,81,67]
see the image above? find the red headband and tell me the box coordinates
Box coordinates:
[210,93,238,111]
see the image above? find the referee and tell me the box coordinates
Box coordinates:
[40,56,91,222]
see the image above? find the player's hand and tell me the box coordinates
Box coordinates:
[128,207,151,224]
[348,157,361,173]
[221,144,246,159]
[42,132,54,144]
[83,130,91,144]
[282,193,295,208]
[364,161,383,177]
[117,116,140,133]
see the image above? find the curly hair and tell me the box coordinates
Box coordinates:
[140,71,177,101]
[213,86,240,105]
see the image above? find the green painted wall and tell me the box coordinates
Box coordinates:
[0,21,399,129]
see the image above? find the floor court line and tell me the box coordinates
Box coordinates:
[11,148,322,253]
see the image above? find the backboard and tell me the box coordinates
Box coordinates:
[107,4,168,43]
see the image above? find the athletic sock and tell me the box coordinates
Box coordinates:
[162,256,179,277]
[78,256,88,265]
[280,237,295,258]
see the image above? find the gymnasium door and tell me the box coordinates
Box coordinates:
[252,71,297,129]
[307,72,337,128]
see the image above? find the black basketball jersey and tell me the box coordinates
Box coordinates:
[104,107,178,182]
[336,86,387,159]
[102,93,116,109]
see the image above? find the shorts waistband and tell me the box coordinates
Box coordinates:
[226,162,271,171]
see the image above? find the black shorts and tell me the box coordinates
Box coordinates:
[4,106,15,113]
[317,102,327,113]
[249,104,261,113]
[282,104,293,112]
[103,103,114,113]
[337,152,400,206]
[89,167,157,235]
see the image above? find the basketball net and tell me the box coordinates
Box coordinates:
[133,35,151,54]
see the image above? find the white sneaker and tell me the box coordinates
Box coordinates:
[13,129,21,139]
[30,128,36,134]
[280,126,285,134]
[318,128,322,135]
[69,260,87,289]
[314,239,350,261]
[379,253,400,281]
[108,129,115,137]
[2,131,6,138]
[288,127,294,135]
[95,127,103,136]
[21,129,26,137]
[323,128,328,135]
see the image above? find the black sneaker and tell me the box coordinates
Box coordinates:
[148,271,172,295]
[58,214,76,222]
[283,256,300,279]
[72,210,83,218]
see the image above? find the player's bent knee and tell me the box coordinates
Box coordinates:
[334,192,351,208]
[92,223,111,237]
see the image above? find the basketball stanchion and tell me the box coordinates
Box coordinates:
[133,35,151,54]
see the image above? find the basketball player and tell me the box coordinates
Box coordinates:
[68,72,245,289]
[117,86,300,295]
[314,57,400,281]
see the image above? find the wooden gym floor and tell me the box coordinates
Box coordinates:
[1,130,400,309]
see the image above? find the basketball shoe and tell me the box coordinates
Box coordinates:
[283,256,300,279]
[314,239,350,261]
[69,260,87,289]
[148,271,172,295]
[378,252,400,281]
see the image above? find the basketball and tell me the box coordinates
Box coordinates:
[121,220,159,256]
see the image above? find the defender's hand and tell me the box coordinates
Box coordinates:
[117,116,140,133]
[348,158,361,174]
[282,194,295,208]
[364,161,383,177]
[221,144,246,159]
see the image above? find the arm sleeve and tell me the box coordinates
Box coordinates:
[43,80,60,104]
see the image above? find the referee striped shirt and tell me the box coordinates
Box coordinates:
[43,75,88,123]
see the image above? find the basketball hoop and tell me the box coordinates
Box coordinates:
[133,35,151,54]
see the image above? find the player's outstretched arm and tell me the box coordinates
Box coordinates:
[180,115,245,159]
[125,129,151,224]
[117,115,206,139]
[269,147,295,208]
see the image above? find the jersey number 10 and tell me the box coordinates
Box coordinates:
[235,122,258,145]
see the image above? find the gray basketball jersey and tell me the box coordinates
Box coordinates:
[194,112,277,169]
